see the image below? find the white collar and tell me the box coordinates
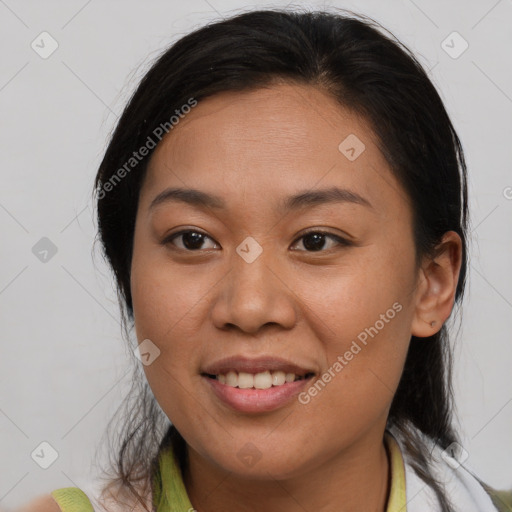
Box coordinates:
[388,424,498,511]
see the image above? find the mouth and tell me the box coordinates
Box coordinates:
[200,356,317,413]
[201,370,316,389]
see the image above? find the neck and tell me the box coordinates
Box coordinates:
[183,429,391,512]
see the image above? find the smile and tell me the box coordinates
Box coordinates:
[201,372,315,413]
[204,370,315,389]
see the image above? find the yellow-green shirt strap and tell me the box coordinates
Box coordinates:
[384,431,407,512]
[154,445,195,512]
[50,487,95,512]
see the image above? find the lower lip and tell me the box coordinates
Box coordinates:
[202,375,313,413]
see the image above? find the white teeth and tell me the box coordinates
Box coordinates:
[253,371,272,389]
[213,370,309,388]
[226,371,238,387]
[238,372,254,389]
[272,371,286,386]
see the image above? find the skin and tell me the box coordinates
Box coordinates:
[130,82,462,512]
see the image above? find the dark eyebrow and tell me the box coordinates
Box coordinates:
[281,186,373,211]
[149,186,372,213]
[149,187,226,211]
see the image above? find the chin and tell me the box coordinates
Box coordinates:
[199,441,314,481]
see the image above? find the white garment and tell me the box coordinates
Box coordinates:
[389,425,498,511]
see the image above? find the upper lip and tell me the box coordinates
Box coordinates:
[201,356,316,376]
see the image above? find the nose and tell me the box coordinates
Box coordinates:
[210,246,297,335]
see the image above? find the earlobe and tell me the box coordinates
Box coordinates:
[411,231,463,338]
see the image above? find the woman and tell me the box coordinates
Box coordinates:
[21,7,511,512]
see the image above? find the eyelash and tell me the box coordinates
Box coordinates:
[163,229,352,253]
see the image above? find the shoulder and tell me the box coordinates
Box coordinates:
[16,494,61,512]
[15,483,152,512]
[18,488,93,512]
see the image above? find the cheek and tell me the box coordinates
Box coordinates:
[131,250,212,345]
[129,238,228,378]
[290,242,415,344]
[289,244,415,417]
[131,260,208,430]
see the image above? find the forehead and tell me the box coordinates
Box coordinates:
[141,83,408,217]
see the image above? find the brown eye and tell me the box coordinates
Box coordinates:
[164,230,219,251]
[291,231,351,252]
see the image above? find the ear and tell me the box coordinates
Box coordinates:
[411,231,463,337]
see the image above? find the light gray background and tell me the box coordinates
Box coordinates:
[1,0,511,509]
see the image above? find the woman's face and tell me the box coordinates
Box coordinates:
[130,83,422,478]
